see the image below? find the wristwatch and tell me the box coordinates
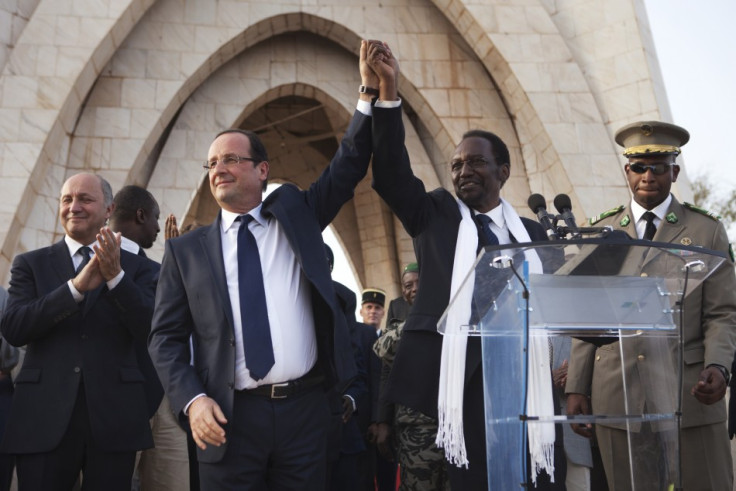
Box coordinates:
[708,364,730,384]
[359,85,379,96]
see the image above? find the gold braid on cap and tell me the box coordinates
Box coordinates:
[623,144,681,156]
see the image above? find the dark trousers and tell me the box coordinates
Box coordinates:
[199,386,330,490]
[15,385,136,491]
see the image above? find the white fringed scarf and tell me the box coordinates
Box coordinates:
[436,197,555,484]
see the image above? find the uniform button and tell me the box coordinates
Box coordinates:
[636,330,643,335]
[595,355,601,361]
[638,355,645,361]
[73,366,81,373]
[640,272,648,278]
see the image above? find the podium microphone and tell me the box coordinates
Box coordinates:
[527,193,559,240]
[553,194,580,238]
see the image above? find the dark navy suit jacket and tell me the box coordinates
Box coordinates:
[0,241,157,453]
[149,110,372,463]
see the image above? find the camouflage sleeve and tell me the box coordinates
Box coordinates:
[373,319,404,365]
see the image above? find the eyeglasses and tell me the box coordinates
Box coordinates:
[203,155,260,171]
[450,156,490,173]
[628,162,674,175]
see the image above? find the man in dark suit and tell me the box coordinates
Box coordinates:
[110,185,190,491]
[147,42,376,489]
[365,43,560,489]
[0,172,157,490]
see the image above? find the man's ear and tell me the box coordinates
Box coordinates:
[498,163,510,188]
[135,208,147,224]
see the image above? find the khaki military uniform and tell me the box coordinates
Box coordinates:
[566,197,736,490]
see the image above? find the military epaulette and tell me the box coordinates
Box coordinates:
[589,205,624,225]
[683,202,721,221]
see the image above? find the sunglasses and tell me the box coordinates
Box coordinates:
[628,162,673,175]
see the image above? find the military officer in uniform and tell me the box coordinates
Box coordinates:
[566,121,736,490]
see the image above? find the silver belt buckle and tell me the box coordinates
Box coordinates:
[271,382,289,399]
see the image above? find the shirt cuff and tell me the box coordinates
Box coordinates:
[67,280,84,303]
[344,394,356,412]
[106,270,124,290]
[184,393,207,416]
[357,99,372,116]
[375,98,401,108]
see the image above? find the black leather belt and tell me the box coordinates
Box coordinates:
[243,373,324,399]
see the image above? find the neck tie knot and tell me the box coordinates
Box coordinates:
[474,214,499,247]
[75,246,92,274]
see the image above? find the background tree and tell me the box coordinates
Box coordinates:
[691,176,736,243]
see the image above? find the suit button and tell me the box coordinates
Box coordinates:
[81,334,88,339]
[638,355,645,361]
[228,382,234,390]
[229,338,235,347]
[73,367,81,373]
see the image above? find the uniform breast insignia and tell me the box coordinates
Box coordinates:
[620,215,631,227]
[680,237,692,246]
[683,202,722,221]
[665,212,678,224]
[589,205,624,225]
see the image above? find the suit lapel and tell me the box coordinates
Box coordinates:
[49,240,75,284]
[653,200,685,244]
[641,200,685,268]
[201,216,235,330]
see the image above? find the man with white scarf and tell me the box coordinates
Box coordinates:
[364,42,564,490]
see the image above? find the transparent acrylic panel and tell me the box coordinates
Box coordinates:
[437,238,729,490]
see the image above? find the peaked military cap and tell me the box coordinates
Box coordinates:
[361,288,386,306]
[614,121,690,157]
[403,262,419,274]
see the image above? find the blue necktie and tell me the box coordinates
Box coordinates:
[475,214,499,247]
[237,215,274,380]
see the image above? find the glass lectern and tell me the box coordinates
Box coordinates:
[438,237,729,490]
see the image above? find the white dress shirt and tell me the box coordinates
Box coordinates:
[221,205,317,390]
[630,194,672,240]
[475,202,512,245]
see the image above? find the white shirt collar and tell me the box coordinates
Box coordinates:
[220,203,266,234]
[64,235,98,258]
[474,202,505,228]
[119,235,140,255]
[630,193,673,223]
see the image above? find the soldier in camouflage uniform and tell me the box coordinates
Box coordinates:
[374,264,451,490]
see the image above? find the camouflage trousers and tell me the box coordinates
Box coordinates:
[395,405,451,491]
